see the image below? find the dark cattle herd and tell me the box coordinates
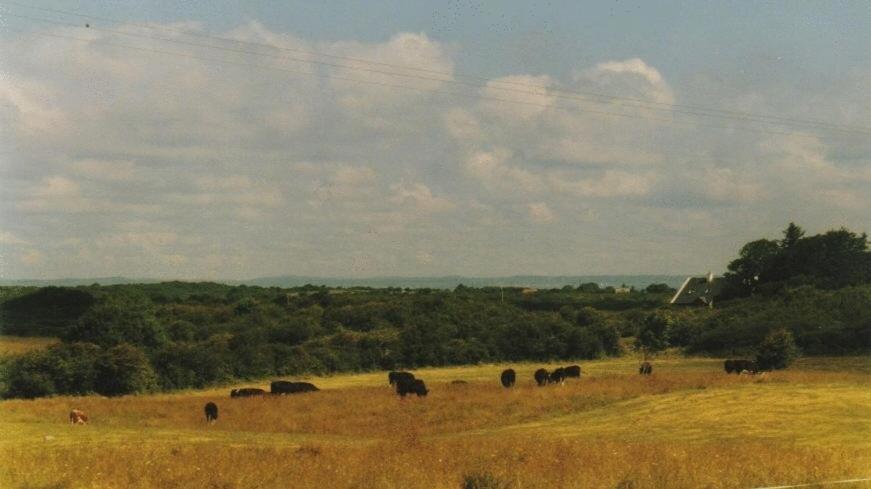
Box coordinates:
[270,380,320,394]
[66,360,777,425]
[534,368,549,386]
[639,362,653,375]
[564,365,582,378]
[531,364,583,386]
[204,402,218,423]
[230,387,266,398]
[724,359,758,374]
[500,369,516,388]
[388,371,429,397]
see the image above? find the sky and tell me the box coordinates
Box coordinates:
[1,1,870,280]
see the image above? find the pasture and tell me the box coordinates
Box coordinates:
[1,356,869,488]
[0,335,58,357]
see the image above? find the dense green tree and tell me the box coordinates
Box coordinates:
[636,312,671,357]
[577,282,601,293]
[645,283,675,294]
[780,222,805,249]
[725,239,781,294]
[47,342,101,394]
[3,353,57,398]
[0,286,95,336]
[95,344,157,396]
[66,295,167,349]
[726,224,869,295]
[756,328,799,371]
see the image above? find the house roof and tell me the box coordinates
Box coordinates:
[669,275,725,305]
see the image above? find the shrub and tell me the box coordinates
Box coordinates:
[66,295,167,349]
[636,312,671,356]
[462,472,513,489]
[95,344,158,396]
[3,353,56,398]
[756,328,799,371]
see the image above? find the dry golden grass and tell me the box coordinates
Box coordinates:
[1,356,869,488]
[0,335,58,357]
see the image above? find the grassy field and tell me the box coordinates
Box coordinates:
[1,356,869,488]
[0,335,58,357]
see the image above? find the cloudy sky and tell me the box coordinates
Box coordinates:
[1,1,870,280]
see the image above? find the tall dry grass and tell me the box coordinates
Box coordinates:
[1,357,869,488]
[3,436,868,488]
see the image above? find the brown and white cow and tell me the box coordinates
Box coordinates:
[69,409,88,425]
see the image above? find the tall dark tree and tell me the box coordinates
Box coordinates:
[725,239,781,294]
[780,222,805,249]
[636,312,671,358]
[725,225,869,294]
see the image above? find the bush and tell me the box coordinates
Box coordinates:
[66,295,167,349]
[462,472,513,489]
[95,344,158,396]
[756,328,799,371]
[636,312,670,356]
[3,353,56,398]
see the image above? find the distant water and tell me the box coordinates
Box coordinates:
[0,275,690,289]
[241,275,689,290]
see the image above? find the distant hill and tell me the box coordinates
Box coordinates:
[0,275,688,290]
[0,277,162,287]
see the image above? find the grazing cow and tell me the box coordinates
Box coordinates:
[396,378,428,397]
[204,402,218,423]
[270,381,320,395]
[549,367,567,385]
[69,409,88,425]
[534,368,549,386]
[388,371,415,386]
[500,369,516,388]
[725,359,757,374]
[639,362,653,375]
[564,365,581,378]
[230,387,266,398]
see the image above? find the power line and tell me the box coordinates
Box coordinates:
[4,2,871,136]
[2,26,858,141]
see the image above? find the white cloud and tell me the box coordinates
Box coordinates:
[0,231,29,245]
[479,75,555,120]
[1,20,869,279]
[390,182,455,213]
[19,249,43,266]
[194,175,254,191]
[528,202,555,222]
[582,58,675,104]
[69,159,137,181]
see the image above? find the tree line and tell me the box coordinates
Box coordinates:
[0,223,867,399]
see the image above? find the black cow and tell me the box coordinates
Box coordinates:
[388,371,415,386]
[564,365,581,378]
[396,378,428,397]
[724,359,757,374]
[204,402,218,423]
[500,369,516,388]
[534,368,549,386]
[549,367,567,384]
[270,381,320,394]
[230,387,266,398]
[639,362,652,375]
